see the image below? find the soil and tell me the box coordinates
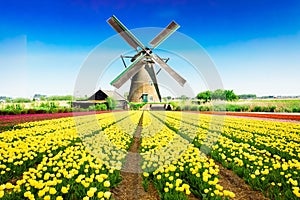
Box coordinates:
[111,112,160,200]
[217,163,269,200]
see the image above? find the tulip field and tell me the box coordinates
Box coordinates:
[0,111,111,133]
[0,111,300,199]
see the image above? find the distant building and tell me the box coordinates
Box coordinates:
[0,96,6,103]
[33,94,47,101]
[72,89,128,109]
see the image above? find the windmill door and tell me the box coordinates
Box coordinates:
[142,93,148,103]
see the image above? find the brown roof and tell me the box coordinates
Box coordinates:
[101,90,127,101]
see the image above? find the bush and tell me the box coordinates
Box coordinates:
[213,104,226,111]
[241,105,250,112]
[95,104,107,111]
[225,104,237,112]
[168,102,179,111]
[266,106,276,112]
[129,102,146,110]
[48,108,58,114]
[190,105,198,111]
[57,107,71,113]
[252,106,262,112]
[175,106,182,111]
[292,107,300,113]
[87,105,95,111]
[88,104,107,111]
[252,105,276,112]
[198,105,211,111]
[225,104,250,112]
[183,105,190,111]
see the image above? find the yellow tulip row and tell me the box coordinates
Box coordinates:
[159,111,300,160]
[211,135,300,199]
[153,111,300,199]
[140,111,235,199]
[0,111,142,199]
[0,113,127,183]
[0,144,115,199]
[140,113,177,152]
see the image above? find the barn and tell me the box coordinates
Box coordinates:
[72,89,128,110]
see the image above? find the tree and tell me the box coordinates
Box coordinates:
[40,96,46,101]
[197,89,238,102]
[106,97,117,110]
[225,90,239,101]
[211,89,226,100]
[238,94,256,99]
[179,95,188,101]
[5,97,12,103]
[196,91,211,103]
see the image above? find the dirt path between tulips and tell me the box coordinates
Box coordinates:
[216,163,269,200]
[111,112,160,200]
[111,111,269,200]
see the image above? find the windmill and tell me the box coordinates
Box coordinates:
[107,15,186,102]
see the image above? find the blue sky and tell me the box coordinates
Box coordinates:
[0,0,299,98]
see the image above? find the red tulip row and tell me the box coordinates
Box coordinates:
[0,111,113,132]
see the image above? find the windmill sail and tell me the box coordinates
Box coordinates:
[107,15,145,50]
[151,54,186,86]
[149,21,180,49]
[110,54,145,88]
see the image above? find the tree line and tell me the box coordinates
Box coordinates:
[196,89,239,102]
[3,95,76,103]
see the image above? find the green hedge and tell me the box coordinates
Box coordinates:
[88,104,107,111]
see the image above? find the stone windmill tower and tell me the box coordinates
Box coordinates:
[107,15,186,102]
[128,63,160,102]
